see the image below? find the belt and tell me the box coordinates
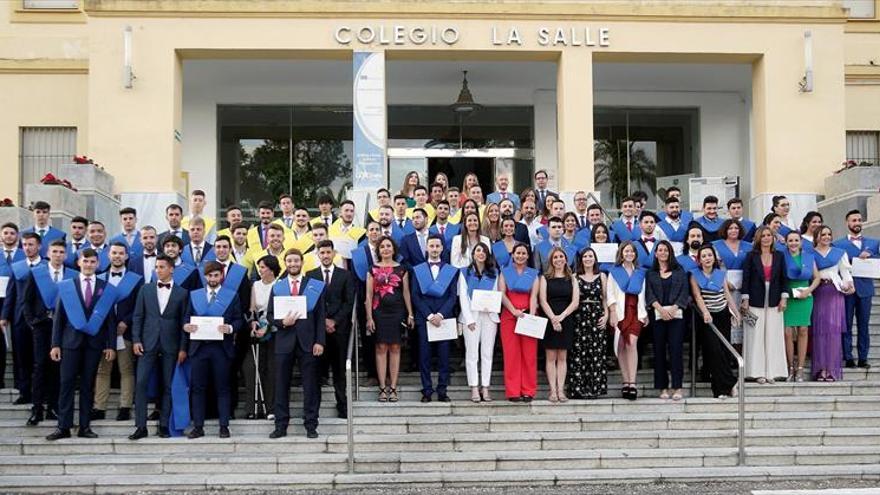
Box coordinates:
[582,299,602,304]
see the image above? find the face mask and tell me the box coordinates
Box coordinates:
[689,240,702,251]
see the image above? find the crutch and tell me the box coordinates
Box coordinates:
[251,342,268,417]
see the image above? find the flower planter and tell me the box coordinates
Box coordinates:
[59,163,114,196]
[24,184,87,230]
[0,206,33,229]
[825,166,880,199]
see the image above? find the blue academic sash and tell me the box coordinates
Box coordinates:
[610,219,640,242]
[696,215,723,233]
[814,247,845,271]
[462,267,496,299]
[693,268,727,292]
[169,361,191,438]
[492,241,512,268]
[712,240,752,270]
[658,220,687,243]
[221,263,246,292]
[676,254,699,273]
[414,262,457,297]
[633,241,656,270]
[738,218,757,240]
[778,224,793,238]
[501,265,538,293]
[172,263,196,286]
[784,250,814,281]
[573,229,591,251]
[429,223,460,246]
[609,266,646,295]
[107,272,143,302]
[189,286,237,317]
[57,280,117,336]
[351,245,371,282]
[271,277,325,312]
[536,241,576,267]
[31,265,78,310]
[11,259,35,281]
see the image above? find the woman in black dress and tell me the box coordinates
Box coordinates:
[365,236,414,403]
[568,247,608,399]
[539,247,580,402]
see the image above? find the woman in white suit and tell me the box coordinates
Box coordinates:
[606,241,648,400]
[451,212,490,268]
[458,242,500,402]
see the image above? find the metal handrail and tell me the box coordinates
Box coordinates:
[344,316,356,474]
[585,191,616,225]
[690,303,746,466]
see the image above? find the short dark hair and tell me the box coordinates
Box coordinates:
[258,201,275,211]
[256,255,281,276]
[49,239,66,249]
[427,234,445,245]
[283,248,304,261]
[534,169,548,179]
[702,195,719,207]
[726,197,743,209]
[214,235,231,247]
[621,196,636,206]
[846,209,862,220]
[318,195,334,206]
[316,239,334,251]
[163,234,184,249]
[430,182,445,191]
[411,208,427,218]
[33,201,51,212]
[376,188,390,197]
[436,200,450,208]
[70,216,89,227]
[109,241,129,253]
[340,200,355,208]
[191,189,206,198]
[230,222,249,233]
[225,205,241,214]
[155,253,173,267]
[165,204,183,214]
[267,223,285,234]
[548,216,563,226]
[119,207,137,216]
[413,185,428,194]
[665,196,680,205]
[1,222,19,232]
[639,210,658,222]
[393,194,408,203]
[587,203,603,213]
[718,219,744,240]
[278,194,292,202]
[202,260,224,275]
[22,232,41,243]
[311,223,328,233]
[79,247,98,259]
[88,220,105,229]
[666,186,681,196]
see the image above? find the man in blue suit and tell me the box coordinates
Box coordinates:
[45,248,117,440]
[181,217,214,266]
[1,232,45,405]
[610,196,641,243]
[128,254,191,440]
[183,260,244,439]
[158,204,190,247]
[268,248,326,439]
[110,207,143,259]
[391,195,415,236]
[833,209,879,369]
[401,208,432,269]
[411,235,458,403]
[486,174,521,210]
[21,201,65,259]
[0,222,25,389]
[23,239,77,425]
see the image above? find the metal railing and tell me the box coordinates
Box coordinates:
[585,191,616,226]
[689,305,746,466]
[344,298,360,474]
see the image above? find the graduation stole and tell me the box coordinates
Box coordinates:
[676,254,698,273]
[57,279,117,336]
[713,240,752,270]
[271,277,325,312]
[31,265,75,310]
[611,219,639,242]
[463,267,496,299]
[351,244,371,282]
[501,265,538,293]
[573,229,591,251]
[609,266,646,295]
[221,263,246,292]
[697,215,722,233]
[658,220,686,242]
[189,286,237,317]
[739,219,756,237]
[109,272,143,303]
[492,240,511,268]
[11,259,35,281]
[633,241,656,269]
[693,268,727,292]
[814,247,845,271]
[784,250,814,281]
[172,262,196,286]
[414,262,457,297]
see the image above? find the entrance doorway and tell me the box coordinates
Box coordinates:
[428,157,494,193]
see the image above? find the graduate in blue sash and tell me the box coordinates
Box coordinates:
[428,200,460,251]
[606,242,647,401]
[129,253,191,441]
[22,201,66,258]
[93,242,143,422]
[161,234,201,290]
[67,221,111,273]
[763,213,790,249]
[689,195,724,243]
[713,220,753,271]
[782,231,821,382]
[812,225,855,382]
[534,217,576,273]
[46,248,117,441]
[633,211,667,270]
[657,187,694,225]
[657,197,688,244]
[182,260,244,439]
[0,221,23,391]
[180,217,215,266]
[727,198,756,242]
[798,211,824,253]
[110,207,143,259]
[493,217,526,269]
[411,235,459,403]
[562,212,589,253]
[609,196,641,243]
[675,226,705,274]
[458,242,499,402]
[771,195,797,238]
[23,239,77,425]
[499,243,540,402]
[1,231,44,405]
[267,248,326,439]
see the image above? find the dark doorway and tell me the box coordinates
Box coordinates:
[428,157,494,194]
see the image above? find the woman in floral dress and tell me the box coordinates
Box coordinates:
[568,247,608,399]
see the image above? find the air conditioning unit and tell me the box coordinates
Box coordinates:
[688,176,740,213]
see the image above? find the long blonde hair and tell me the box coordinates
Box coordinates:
[544,246,572,279]
[481,203,502,242]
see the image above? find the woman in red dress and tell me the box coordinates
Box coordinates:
[498,243,540,402]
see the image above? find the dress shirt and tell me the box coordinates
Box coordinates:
[157,279,173,313]
[27,256,41,267]
[428,260,441,279]
[850,235,863,250]
[321,263,335,285]
[50,265,64,283]
[108,267,126,286]
[416,230,428,255]
[142,251,158,283]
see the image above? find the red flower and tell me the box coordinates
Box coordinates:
[0,198,13,207]
[40,173,61,185]
[371,266,402,309]
[73,155,94,165]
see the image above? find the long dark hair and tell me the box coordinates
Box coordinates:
[696,244,720,270]
[590,223,609,243]
[651,240,681,272]
[799,211,823,235]
[459,212,482,256]
[468,242,497,279]
[576,247,600,275]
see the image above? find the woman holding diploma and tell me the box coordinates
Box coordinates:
[568,248,608,399]
[492,217,520,268]
[646,241,690,400]
[452,213,490,269]
[690,245,740,398]
[539,247,579,403]
[458,243,500,402]
[607,242,647,400]
[590,224,613,273]
[498,243,540,402]
[782,231,821,382]
[812,225,854,381]
[713,219,752,347]
[365,237,413,403]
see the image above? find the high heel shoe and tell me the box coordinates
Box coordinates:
[481,387,492,402]
[787,366,796,382]
[470,387,481,403]
[378,387,388,402]
[796,367,805,383]
[388,388,399,403]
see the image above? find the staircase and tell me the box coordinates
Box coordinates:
[2,286,880,492]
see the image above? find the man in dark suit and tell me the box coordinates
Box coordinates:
[181,216,214,266]
[129,254,191,440]
[533,169,559,213]
[306,240,355,418]
[162,235,201,290]
[268,248,326,439]
[45,248,117,440]
[183,261,244,439]
[23,239,77,425]
[400,208,431,269]
[1,232,45,405]
[158,203,190,247]
[21,201,66,259]
[0,222,24,389]
[128,226,159,284]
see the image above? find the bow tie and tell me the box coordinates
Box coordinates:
[110,272,123,278]
[643,237,655,243]
[158,282,171,289]
[144,253,156,258]
[429,262,442,267]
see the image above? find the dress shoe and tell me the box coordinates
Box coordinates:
[116,408,131,421]
[89,409,106,421]
[45,428,71,441]
[245,413,257,420]
[420,393,432,403]
[269,428,287,439]
[77,427,98,439]
[846,359,857,368]
[508,396,523,403]
[858,360,872,369]
[148,410,160,421]
[521,395,534,403]
[27,408,44,426]
[128,427,148,440]
[187,427,205,439]
[437,394,451,403]
[337,409,348,420]
[157,426,171,438]
[219,426,230,438]
[306,429,319,439]
[13,395,31,405]
[46,409,58,420]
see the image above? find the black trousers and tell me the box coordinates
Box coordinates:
[57,346,102,430]
[699,310,737,397]
[31,321,59,412]
[652,317,685,390]
[274,346,319,431]
[190,343,232,428]
[134,349,176,428]
[11,319,33,398]
[321,329,349,415]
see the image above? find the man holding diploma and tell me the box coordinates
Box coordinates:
[411,235,459,403]
[183,260,244,439]
[268,248,326,439]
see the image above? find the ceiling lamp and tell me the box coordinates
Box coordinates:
[450,70,482,114]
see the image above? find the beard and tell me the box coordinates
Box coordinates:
[852,224,862,234]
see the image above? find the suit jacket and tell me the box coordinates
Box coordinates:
[22,226,65,258]
[833,236,880,298]
[267,279,326,355]
[741,250,788,308]
[306,266,355,335]
[186,289,244,359]
[645,267,691,310]
[534,189,559,213]
[2,259,46,322]
[99,270,144,341]
[23,266,79,328]
[132,282,191,355]
[158,228,191,247]
[51,277,116,351]
[513,223,532,249]
[486,191,521,210]
[410,262,459,321]
[400,231,430,269]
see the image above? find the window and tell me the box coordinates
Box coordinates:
[19,127,77,203]
[23,0,79,8]
[842,0,876,19]
[847,131,880,166]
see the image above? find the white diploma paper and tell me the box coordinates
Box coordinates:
[792,287,811,299]
[726,270,743,290]
[591,243,619,263]
[273,296,308,320]
[514,314,548,340]
[331,236,357,259]
[190,316,224,341]
[0,276,8,295]
[852,258,880,279]
[471,289,502,313]
[653,306,683,320]
[427,318,458,342]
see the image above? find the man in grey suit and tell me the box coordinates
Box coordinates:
[129,253,191,440]
[533,169,559,213]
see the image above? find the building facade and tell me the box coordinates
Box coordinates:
[2,0,879,228]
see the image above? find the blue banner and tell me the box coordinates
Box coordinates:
[353,51,387,190]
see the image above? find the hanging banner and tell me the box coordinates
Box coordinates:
[353,51,387,190]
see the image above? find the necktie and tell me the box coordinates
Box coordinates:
[501,192,507,200]
[399,219,405,229]
[208,290,216,305]
[38,229,46,238]
[111,271,123,278]
[158,282,171,289]
[74,242,82,251]
[291,278,299,295]
[539,190,545,205]
[325,216,331,226]
[439,225,445,236]
[285,218,293,229]
[4,250,11,265]
[262,227,269,247]
[626,220,633,232]
[324,269,331,285]
[194,246,202,263]
[83,277,93,308]
[53,270,60,283]
[580,215,586,228]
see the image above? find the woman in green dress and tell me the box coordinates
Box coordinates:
[782,231,821,382]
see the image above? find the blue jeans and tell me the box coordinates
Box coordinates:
[843,294,872,361]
